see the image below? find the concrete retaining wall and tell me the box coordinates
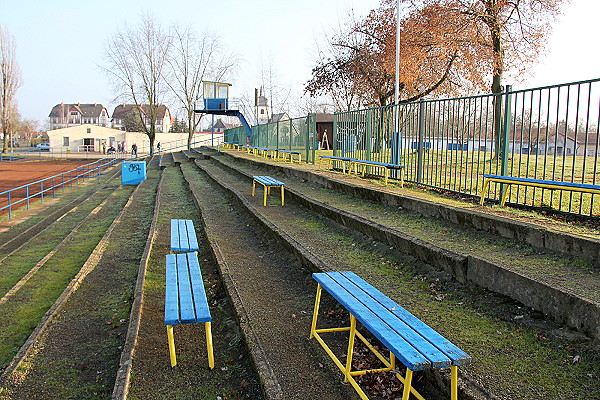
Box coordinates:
[214,151,600,339]
[223,152,600,267]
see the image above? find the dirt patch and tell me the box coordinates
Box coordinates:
[0,160,91,217]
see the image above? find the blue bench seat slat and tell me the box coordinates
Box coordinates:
[484,174,600,190]
[188,253,211,323]
[164,255,180,325]
[319,155,356,161]
[170,219,181,252]
[332,272,453,369]
[314,273,431,371]
[339,271,471,367]
[175,253,196,324]
[184,219,199,252]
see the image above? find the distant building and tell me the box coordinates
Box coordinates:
[46,124,125,153]
[256,87,269,125]
[269,113,289,123]
[48,103,110,130]
[210,118,241,132]
[111,104,173,133]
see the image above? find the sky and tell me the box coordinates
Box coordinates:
[1,0,598,127]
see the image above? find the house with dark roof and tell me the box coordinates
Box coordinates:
[48,103,110,130]
[111,104,172,133]
[210,118,241,132]
[269,112,289,124]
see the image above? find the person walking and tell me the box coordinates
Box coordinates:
[156,142,161,153]
[131,143,138,157]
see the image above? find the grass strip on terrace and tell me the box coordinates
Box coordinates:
[265,204,600,399]
[126,165,261,399]
[0,185,135,369]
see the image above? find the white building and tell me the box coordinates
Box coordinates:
[48,103,110,130]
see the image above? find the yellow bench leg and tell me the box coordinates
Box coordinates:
[451,365,458,400]
[252,180,256,197]
[310,284,322,339]
[263,185,268,206]
[479,179,490,205]
[205,321,215,369]
[280,186,285,206]
[345,314,357,382]
[401,368,414,400]
[167,325,177,368]
[500,184,511,206]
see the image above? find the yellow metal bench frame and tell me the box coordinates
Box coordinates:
[479,176,600,207]
[350,161,404,186]
[310,283,460,400]
[318,156,353,174]
[252,177,285,206]
[277,150,302,164]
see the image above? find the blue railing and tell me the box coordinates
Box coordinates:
[0,158,121,219]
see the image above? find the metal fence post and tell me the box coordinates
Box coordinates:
[366,108,373,161]
[333,113,338,156]
[500,85,513,201]
[417,99,425,184]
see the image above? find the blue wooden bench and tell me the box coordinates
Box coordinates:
[222,142,243,150]
[276,149,302,164]
[351,159,405,186]
[170,219,199,253]
[479,174,600,207]
[246,146,277,159]
[165,252,214,369]
[318,155,356,174]
[252,176,285,206]
[310,271,471,400]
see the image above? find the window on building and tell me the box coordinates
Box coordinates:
[87,128,91,134]
[63,137,69,146]
[260,109,265,115]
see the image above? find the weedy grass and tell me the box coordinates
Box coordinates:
[126,165,261,400]
[297,211,599,399]
[0,185,134,369]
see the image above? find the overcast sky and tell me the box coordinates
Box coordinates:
[1,0,597,126]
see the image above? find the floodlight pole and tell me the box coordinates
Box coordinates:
[393,0,402,165]
[394,0,401,108]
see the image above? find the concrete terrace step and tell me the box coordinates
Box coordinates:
[205,150,600,340]
[179,162,360,400]
[186,151,600,399]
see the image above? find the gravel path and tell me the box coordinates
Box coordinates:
[182,159,360,400]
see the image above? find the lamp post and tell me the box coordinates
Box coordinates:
[394,0,401,108]
[392,0,402,168]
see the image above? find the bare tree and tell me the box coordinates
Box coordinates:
[102,14,171,153]
[0,26,22,153]
[259,54,292,118]
[167,25,236,149]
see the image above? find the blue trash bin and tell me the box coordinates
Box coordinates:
[122,161,147,185]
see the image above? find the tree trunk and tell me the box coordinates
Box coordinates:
[487,1,505,159]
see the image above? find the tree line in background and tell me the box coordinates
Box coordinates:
[1,1,568,154]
